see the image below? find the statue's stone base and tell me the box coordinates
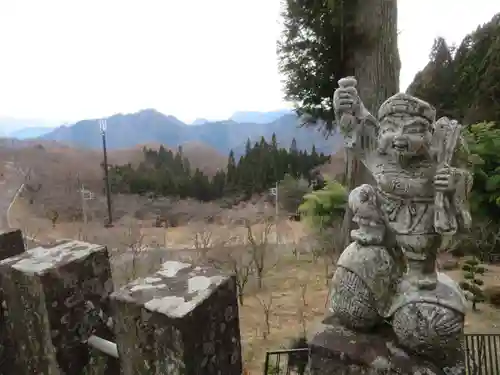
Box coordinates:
[308,316,465,375]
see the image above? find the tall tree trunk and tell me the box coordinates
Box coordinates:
[340,0,401,248]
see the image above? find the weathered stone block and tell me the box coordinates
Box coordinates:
[85,347,120,375]
[308,316,465,375]
[0,229,25,375]
[0,229,25,259]
[111,260,242,375]
[0,240,114,375]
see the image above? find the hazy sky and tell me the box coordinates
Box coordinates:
[0,1,498,124]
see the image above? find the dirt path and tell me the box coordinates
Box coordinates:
[0,161,25,231]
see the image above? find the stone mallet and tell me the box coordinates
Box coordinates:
[337,76,358,148]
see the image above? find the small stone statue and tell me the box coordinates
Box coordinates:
[329,184,402,331]
[324,77,471,370]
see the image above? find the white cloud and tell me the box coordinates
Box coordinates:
[0,0,498,123]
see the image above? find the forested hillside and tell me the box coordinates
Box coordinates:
[407,13,500,125]
[108,134,329,202]
[406,13,500,258]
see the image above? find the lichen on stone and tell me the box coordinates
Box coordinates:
[0,241,104,275]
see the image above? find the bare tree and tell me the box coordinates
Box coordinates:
[296,282,308,336]
[244,217,275,290]
[48,209,59,229]
[74,218,90,242]
[256,292,274,340]
[209,247,253,305]
[191,225,215,262]
[312,221,344,286]
[116,223,148,283]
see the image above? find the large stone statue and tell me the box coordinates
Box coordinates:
[335,77,472,290]
[310,77,471,374]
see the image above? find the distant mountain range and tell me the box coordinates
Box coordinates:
[0,117,58,138]
[8,126,55,139]
[229,109,294,124]
[39,109,342,157]
[190,118,210,126]
[4,109,343,157]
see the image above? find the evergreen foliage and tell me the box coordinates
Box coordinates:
[404,13,500,258]
[407,13,500,125]
[298,178,347,230]
[278,0,399,248]
[108,135,329,202]
[464,122,500,219]
[460,257,486,311]
[277,0,363,133]
[277,174,310,215]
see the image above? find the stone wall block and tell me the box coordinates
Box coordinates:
[0,240,114,375]
[0,229,25,259]
[0,229,25,375]
[111,260,242,375]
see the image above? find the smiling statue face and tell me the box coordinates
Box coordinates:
[378,114,432,158]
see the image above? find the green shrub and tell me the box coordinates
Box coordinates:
[460,257,486,311]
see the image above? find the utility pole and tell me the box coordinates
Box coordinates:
[80,184,88,225]
[77,173,94,225]
[275,181,279,219]
[79,184,95,225]
[99,119,113,228]
[269,181,280,244]
[269,182,279,220]
[76,173,87,225]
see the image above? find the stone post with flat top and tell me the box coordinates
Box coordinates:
[0,240,115,375]
[0,229,25,375]
[111,260,242,375]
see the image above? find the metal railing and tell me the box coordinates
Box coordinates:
[264,348,309,375]
[465,334,500,375]
[264,334,500,375]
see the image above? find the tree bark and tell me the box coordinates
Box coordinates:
[340,0,401,248]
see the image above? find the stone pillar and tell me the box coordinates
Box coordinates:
[86,347,120,375]
[0,240,115,375]
[0,229,25,375]
[0,229,25,258]
[111,260,242,375]
[308,316,464,375]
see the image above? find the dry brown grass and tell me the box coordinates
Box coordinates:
[9,193,307,251]
[239,254,328,374]
[240,256,500,374]
[447,264,500,333]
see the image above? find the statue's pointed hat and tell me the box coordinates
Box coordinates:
[377,93,436,124]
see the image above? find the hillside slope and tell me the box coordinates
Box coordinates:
[109,141,226,175]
